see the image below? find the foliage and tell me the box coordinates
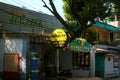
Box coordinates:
[81,28,97,43]
[63,0,120,21]
[63,0,120,44]
[41,0,120,46]
[67,20,97,43]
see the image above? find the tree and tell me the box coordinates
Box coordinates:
[81,28,97,43]
[41,0,120,46]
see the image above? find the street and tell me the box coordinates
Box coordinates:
[44,77,120,80]
[68,77,102,80]
[1,77,120,80]
[68,77,120,80]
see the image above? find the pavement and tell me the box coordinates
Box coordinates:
[50,77,120,80]
[68,77,120,80]
[68,77,102,80]
[45,77,120,80]
[1,77,120,80]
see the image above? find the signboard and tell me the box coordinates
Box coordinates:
[70,38,91,52]
[50,29,67,74]
[50,29,67,41]
[50,29,67,47]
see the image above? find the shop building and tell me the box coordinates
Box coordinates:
[1,1,120,79]
[0,2,62,80]
[59,21,120,77]
[93,21,120,77]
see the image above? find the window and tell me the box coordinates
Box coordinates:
[97,33,100,41]
[110,32,114,42]
[72,52,90,70]
[108,57,111,61]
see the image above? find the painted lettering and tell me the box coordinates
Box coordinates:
[12,9,25,17]
[9,16,42,27]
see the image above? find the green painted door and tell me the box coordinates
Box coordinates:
[95,53,105,77]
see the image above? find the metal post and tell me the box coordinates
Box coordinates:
[90,45,96,76]
[56,48,59,74]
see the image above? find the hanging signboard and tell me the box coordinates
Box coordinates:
[50,29,67,47]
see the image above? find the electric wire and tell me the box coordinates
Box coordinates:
[0,7,47,25]
[12,0,40,12]
[0,1,58,32]
[18,0,39,11]
[0,8,53,32]
[1,0,12,4]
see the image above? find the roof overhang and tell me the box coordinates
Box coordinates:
[93,21,120,32]
[96,48,118,54]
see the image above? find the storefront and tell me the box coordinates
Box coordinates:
[95,44,120,78]
[0,2,62,80]
[59,38,92,77]
[60,40,120,77]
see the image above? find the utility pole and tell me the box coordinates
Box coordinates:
[56,48,59,74]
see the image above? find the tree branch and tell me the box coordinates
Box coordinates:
[42,0,76,47]
[41,0,54,13]
[49,0,75,38]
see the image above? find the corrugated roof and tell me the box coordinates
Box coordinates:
[93,21,120,32]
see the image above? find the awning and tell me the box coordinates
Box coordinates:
[93,21,120,32]
[96,48,118,54]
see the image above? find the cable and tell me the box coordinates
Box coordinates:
[1,0,22,8]
[0,3,58,31]
[11,0,23,7]
[0,9,43,31]
[0,7,48,24]
[0,9,53,33]
[1,0,11,4]
[13,0,39,11]
[1,0,39,11]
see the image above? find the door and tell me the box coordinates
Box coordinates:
[3,54,20,80]
[95,53,105,77]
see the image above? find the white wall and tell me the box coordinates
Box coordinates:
[0,38,28,73]
[105,55,114,77]
[109,21,120,28]
[59,50,90,77]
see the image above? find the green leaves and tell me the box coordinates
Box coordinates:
[63,0,120,21]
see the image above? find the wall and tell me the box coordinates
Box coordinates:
[104,55,120,77]
[104,55,114,77]
[92,27,110,42]
[109,21,120,28]
[71,70,89,77]
[59,50,90,77]
[0,38,28,75]
[59,50,72,70]
[92,26,117,42]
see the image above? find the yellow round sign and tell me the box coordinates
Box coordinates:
[50,29,67,42]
